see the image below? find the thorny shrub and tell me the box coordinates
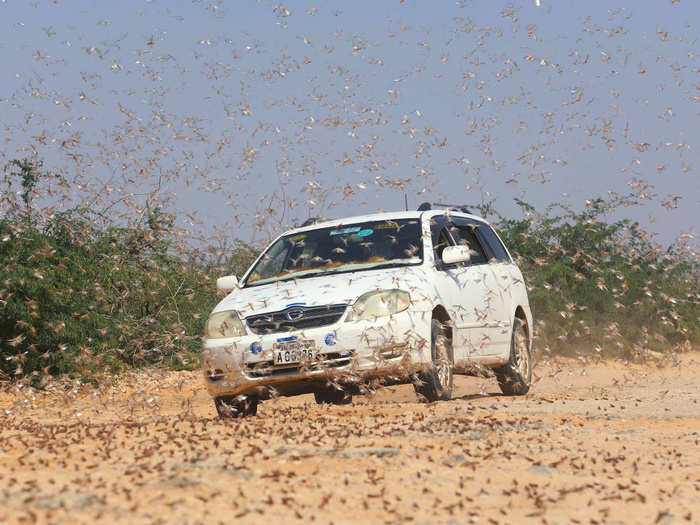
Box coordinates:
[1,158,697,384]
[0,159,258,383]
[488,195,698,359]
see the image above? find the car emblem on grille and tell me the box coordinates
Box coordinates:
[286,308,304,321]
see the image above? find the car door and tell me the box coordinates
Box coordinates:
[427,217,479,363]
[474,222,521,351]
[449,219,510,356]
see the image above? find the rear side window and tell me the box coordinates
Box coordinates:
[477,225,511,262]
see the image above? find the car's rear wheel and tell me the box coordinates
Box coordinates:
[414,319,453,402]
[314,385,352,405]
[215,395,258,418]
[494,318,531,395]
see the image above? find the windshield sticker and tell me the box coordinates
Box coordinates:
[357,229,374,237]
[289,234,307,241]
[330,226,361,236]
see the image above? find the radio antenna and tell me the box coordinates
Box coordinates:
[404,193,408,211]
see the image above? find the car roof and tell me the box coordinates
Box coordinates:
[286,209,489,236]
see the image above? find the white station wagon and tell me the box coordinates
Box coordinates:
[202,204,533,417]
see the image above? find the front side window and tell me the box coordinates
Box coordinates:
[244,219,423,287]
[451,223,488,265]
[434,227,454,263]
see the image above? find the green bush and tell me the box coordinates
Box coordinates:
[0,206,258,384]
[489,196,699,358]
[2,156,696,384]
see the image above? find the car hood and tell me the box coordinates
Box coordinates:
[212,265,428,318]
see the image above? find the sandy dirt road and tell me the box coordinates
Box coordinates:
[1,352,699,525]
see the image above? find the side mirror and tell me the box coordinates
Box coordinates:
[442,245,471,265]
[216,275,239,292]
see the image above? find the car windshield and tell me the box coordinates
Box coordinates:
[244,218,423,287]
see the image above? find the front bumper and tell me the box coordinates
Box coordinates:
[201,310,431,398]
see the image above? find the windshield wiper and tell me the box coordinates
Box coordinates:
[244,270,327,287]
[244,260,419,287]
[361,261,414,271]
[289,261,416,279]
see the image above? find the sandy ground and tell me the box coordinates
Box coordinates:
[1,352,699,525]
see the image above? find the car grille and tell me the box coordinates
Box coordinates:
[245,351,354,378]
[245,304,348,335]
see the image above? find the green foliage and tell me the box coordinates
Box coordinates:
[0,205,258,384]
[491,196,699,358]
[3,158,45,211]
[1,156,696,384]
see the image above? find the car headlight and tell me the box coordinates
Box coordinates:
[204,311,246,339]
[346,290,410,322]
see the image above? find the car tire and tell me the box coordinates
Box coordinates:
[414,319,454,402]
[494,318,531,395]
[215,395,258,418]
[314,386,352,405]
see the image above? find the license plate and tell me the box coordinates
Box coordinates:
[273,340,317,365]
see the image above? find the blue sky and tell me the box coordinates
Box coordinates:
[1,0,697,248]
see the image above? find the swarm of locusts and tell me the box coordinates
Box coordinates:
[1,1,697,391]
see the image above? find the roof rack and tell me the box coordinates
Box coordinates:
[417,202,471,214]
[300,217,321,227]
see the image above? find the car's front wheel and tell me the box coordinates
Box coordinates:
[494,318,531,395]
[215,395,258,418]
[314,385,352,405]
[414,319,453,402]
